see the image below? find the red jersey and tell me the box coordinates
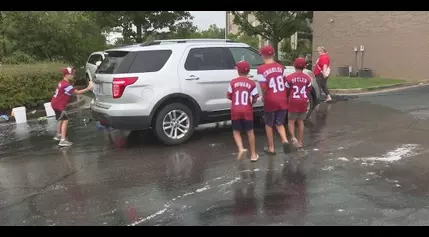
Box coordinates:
[256,63,288,112]
[51,80,75,111]
[285,72,312,113]
[227,76,259,120]
[313,53,330,76]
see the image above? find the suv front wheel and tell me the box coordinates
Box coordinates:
[153,103,195,145]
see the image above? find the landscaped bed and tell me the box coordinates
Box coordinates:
[328,77,405,89]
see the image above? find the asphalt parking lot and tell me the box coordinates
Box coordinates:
[2,85,429,225]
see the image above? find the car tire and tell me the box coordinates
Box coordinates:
[153,103,195,146]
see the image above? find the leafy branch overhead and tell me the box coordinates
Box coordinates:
[94,11,194,43]
[230,11,312,61]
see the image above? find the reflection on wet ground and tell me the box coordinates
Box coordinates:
[3,86,429,225]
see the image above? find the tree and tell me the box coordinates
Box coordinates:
[169,21,198,39]
[228,33,259,49]
[94,11,194,43]
[5,11,106,66]
[191,24,225,39]
[231,11,312,61]
[0,12,6,59]
[279,37,312,65]
[152,21,198,40]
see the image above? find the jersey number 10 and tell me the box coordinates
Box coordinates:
[234,91,250,106]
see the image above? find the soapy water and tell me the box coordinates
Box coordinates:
[0,117,63,147]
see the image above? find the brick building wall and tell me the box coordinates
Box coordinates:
[313,11,429,81]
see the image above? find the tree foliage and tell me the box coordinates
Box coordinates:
[230,11,312,61]
[94,11,194,43]
[228,33,259,49]
[1,11,106,66]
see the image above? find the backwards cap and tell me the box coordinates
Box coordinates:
[236,61,250,74]
[61,67,76,76]
[293,57,307,69]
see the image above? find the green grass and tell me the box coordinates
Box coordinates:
[328,77,405,89]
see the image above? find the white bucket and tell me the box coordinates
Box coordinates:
[44,102,56,117]
[12,106,27,124]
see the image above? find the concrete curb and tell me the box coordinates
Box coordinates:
[331,80,429,95]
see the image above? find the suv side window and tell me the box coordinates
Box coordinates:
[185,47,233,71]
[88,54,103,65]
[228,47,264,69]
[128,50,172,73]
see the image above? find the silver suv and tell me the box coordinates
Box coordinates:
[90,39,320,145]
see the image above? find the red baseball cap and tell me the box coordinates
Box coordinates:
[236,61,250,74]
[259,45,275,56]
[61,67,76,76]
[293,57,307,69]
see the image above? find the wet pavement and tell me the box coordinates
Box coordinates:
[2,85,429,225]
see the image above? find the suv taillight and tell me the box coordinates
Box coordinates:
[112,77,138,99]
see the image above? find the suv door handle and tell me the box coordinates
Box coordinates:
[185,75,199,81]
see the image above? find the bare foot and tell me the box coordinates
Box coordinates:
[264,147,276,155]
[291,137,299,147]
[237,149,248,160]
[250,154,259,162]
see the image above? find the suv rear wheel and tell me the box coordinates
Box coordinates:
[153,103,195,145]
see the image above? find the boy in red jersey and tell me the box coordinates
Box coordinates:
[51,67,93,147]
[285,58,312,148]
[227,61,259,161]
[256,45,290,155]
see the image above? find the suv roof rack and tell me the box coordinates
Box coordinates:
[139,38,236,47]
[109,39,239,50]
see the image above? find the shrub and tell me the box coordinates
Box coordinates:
[2,51,36,64]
[0,63,67,110]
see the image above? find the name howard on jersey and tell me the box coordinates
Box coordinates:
[233,81,252,89]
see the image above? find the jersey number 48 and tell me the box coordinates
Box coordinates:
[268,76,285,93]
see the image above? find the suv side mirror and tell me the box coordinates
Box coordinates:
[95,61,102,67]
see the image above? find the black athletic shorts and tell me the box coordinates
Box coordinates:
[264,110,287,127]
[231,119,254,132]
[54,110,68,121]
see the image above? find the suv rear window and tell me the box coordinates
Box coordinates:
[128,50,172,73]
[96,51,130,74]
[96,50,172,74]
